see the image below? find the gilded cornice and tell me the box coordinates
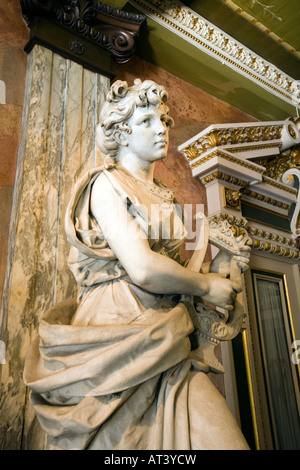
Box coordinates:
[129,0,300,107]
[262,174,297,195]
[241,187,291,211]
[181,123,284,162]
[179,121,300,260]
[202,171,292,211]
[211,213,299,259]
[179,120,300,199]
[201,171,296,212]
[201,170,248,188]
[227,143,281,154]
[189,149,266,175]
[251,239,299,259]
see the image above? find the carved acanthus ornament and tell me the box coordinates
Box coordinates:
[183,125,284,162]
[20,0,146,67]
[255,146,300,181]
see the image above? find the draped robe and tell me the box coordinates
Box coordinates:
[24,166,249,450]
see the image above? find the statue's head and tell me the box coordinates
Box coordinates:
[97,78,174,169]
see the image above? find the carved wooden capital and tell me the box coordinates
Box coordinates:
[20,0,146,76]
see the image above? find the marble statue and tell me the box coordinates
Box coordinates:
[24,79,251,450]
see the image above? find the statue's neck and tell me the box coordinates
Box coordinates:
[117,153,155,184]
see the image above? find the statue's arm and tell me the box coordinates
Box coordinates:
[90,174,240,310]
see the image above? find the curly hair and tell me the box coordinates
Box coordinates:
[97,79,174,169]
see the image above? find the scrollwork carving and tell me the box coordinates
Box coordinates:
[208,216,252,255]
[20,0,146,63]
[256,145,300,181]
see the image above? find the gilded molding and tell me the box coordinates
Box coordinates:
[189,149,266,174]
[251,240,299,259]
[241,188,291,211]
[181,124,284,162]
[201,170,248,188]
[203,171,292,211]
[223,187,241,211]
[256,146,300,181]
[227,142,281,154]
[209,212,248,231]
[129,0,300,106]
[211,213,299,259]
[262,175,297,195]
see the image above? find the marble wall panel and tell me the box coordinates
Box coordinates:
[0,44,110,449]
[0,105,23,302]
[54,64,110,304]
[0,0,28,307]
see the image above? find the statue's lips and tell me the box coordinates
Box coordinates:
[155,140,167,146]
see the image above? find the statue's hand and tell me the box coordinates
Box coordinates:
[233,244,251,273]
[201,273,242,311]
[209,245,251,277]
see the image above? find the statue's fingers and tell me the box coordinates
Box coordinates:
[236,261,249,273]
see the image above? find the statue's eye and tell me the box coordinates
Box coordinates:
[141,118,150,126]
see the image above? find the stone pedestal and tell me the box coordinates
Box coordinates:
[0,44,110,449]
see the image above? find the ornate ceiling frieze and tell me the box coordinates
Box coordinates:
[129,0,300,107]
[20,0,146,71]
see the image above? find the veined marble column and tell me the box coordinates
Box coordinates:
[0,44,110,449]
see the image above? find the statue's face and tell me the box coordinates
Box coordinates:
[124,104,170,163]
